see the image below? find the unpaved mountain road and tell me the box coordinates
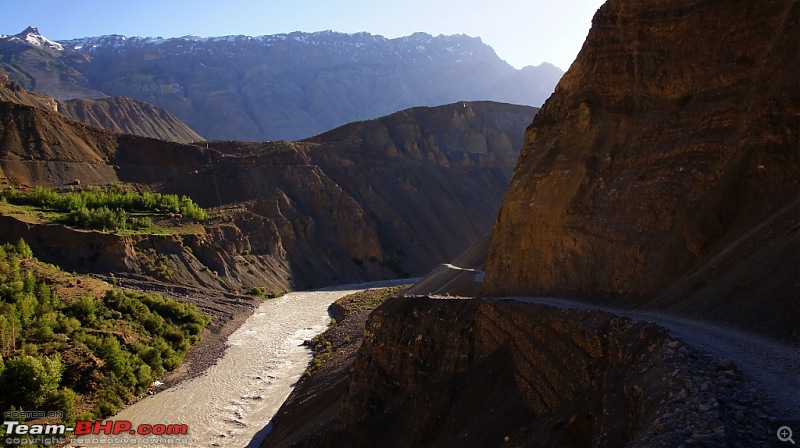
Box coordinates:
[488,296,800,419]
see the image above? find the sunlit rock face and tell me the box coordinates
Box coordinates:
[484,0,799,329]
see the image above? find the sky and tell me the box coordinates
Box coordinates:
[0,0,606,71]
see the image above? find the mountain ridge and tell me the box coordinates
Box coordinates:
[0,27,560,141]
[0,68,203,143]
[0,96,536,291]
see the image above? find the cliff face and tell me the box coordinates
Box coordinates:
[336,298,666,447]
[265,296,771,448]
[484,0,799,317]
[0,99,534,290]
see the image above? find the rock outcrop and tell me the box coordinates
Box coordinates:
[0,29,561,140]
[483,0,799,341]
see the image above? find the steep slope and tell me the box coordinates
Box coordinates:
[0,29,560,141]
[57,96,204,143]
[304,101,532,268]
[0,68,203,143]
[0,100,119,188]
[483,0,799,341]
[0,99,534,291]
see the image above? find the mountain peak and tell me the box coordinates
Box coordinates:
[4,26,63,51]
[19,26,41,36]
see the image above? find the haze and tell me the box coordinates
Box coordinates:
[0,0,605,71]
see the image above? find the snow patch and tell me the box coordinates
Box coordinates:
[4,27,63,51]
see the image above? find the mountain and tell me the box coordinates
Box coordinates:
[262,0,798,446]
[484,0,799,341]
[0,68,202,143]
[0,98,535,291]
[0,27,561,141]
[57,96,203,143]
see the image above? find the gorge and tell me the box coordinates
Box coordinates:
[0,0,796,446]
[262,0,799,446]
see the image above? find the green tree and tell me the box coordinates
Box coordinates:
[0,354,63,407]
[15,238,33,258]
[50,387,78,425]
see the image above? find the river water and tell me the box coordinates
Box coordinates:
[73,280,409,448]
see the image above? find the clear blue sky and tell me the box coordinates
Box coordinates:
[1,0,606,71]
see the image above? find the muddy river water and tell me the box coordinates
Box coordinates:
[74,280,409,448]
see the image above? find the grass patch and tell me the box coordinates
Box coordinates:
[305,335,333,377]
[334,286,405,314]
[246,287,287,299]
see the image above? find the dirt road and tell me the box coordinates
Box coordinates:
[492,296,800,418]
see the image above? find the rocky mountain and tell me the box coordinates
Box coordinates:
[262,0,798,446]
[0,98,535,291]
[57,96,203,143]
[0,69,202,143]
[0,27,561,141]
[484,0,799,342]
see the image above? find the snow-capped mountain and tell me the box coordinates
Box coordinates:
[1,26,64,51]
[0,27,563,141]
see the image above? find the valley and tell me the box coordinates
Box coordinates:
[0,88,536,292]
[0,0,797,446]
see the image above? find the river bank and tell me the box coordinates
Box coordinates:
[74,279,412,448]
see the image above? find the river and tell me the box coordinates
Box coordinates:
[72,280,410,448]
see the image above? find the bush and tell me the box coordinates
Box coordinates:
[49,388,78,426]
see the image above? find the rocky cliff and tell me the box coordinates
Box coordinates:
[0,28,561,141]
[0,98,534,291]
[264,296,779,447]
[483,0,799,340]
